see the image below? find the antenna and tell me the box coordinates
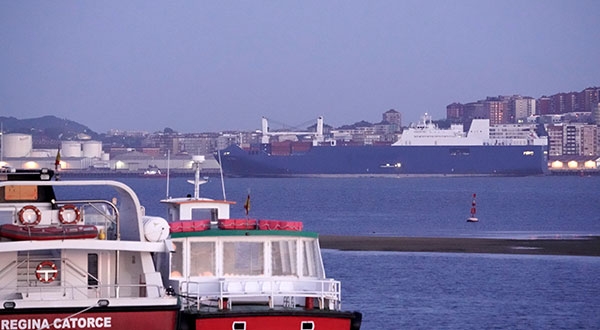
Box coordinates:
[217,149,227,201]
[165,149,171,199]
[0,122,3,163]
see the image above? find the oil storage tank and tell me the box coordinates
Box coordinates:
[61,141,82,157]
[3,134,32,157]
[82,141,102,158]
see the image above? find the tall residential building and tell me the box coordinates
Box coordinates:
[382,109,401,128]
[592,102,600,125]
[446,103,464,122]
[537,97,552,115]
[484,97,511,125]
[561,123,598,156]
[463,102,486,122]
[550,92,579,114]
[513,97,536,121]
[580,125,598,156]
[546,125,563,156]
[580,87,600,112]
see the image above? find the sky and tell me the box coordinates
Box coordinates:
[1,1,599,134]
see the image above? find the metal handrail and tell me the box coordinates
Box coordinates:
[52,199,119,238]
[18,283,164,300]
[180,278,341,310]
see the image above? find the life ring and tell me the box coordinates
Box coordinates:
[58,204,81,224]
[18,205,42,226]
[35,261,58,283]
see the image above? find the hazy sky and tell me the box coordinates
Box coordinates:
[1,1,599,133]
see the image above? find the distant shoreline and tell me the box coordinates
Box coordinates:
[319,235,600,257]
[54,169,600,179]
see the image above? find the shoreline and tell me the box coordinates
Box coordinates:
[318,235,600,257]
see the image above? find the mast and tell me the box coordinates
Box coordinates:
[192,155,205,199]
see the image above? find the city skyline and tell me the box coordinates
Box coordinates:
[1,1,599,133]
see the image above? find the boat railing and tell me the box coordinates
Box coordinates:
[180,278,341,311]
[2,258,163,300]
[19,279,163,300]
[17,283,164,301]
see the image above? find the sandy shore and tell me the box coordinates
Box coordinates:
[319,235,600,257]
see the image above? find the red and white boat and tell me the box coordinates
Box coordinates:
[0,168,179,329]
[158,156,362,330]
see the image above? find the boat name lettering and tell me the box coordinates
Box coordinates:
[0,317,112,330]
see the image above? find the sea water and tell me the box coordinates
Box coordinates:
[113,175,600,329]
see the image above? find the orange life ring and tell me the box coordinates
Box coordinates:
[58,204,81,224]
[18,205,42,226]
[35,261,58,283]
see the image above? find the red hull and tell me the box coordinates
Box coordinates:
[0,309,178,330]
[182,310,361,330]
[0,224,98,241]
[195,316,350,330]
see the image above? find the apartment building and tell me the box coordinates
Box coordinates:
[548,123,598,156]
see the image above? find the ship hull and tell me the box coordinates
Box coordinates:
[180,309,361,330]
[218,144,548,177]
[0,306,179,330]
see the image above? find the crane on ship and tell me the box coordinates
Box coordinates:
[260,116,326,145]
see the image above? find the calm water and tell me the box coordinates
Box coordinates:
[131,175,600,239]
[106,175,600,329]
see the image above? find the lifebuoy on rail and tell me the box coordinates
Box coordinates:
[35,260,58,283]
[18,205,42,226]
[58,204,81,224]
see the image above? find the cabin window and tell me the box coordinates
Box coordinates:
[302,240,324,278]
[232,322,246,330]
[87,254,99,286]
[170,241,184,278]
[190,242,215,276]
[271,240,297,276]
[301,321,315,330]
[223,242,264,276]
[191,208,217,221]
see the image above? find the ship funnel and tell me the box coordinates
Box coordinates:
[316,116,324,142]
[261,117,270,144]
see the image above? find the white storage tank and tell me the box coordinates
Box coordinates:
[3,134,32,157]
[82,141,102,158]
[61,141,82,157]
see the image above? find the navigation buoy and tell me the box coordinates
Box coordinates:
[467,193,479,222]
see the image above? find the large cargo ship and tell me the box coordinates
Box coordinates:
[217,114,549,177]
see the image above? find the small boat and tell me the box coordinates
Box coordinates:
[142,166,166,177]
[157,156,362,330]
[0,168,179,329]
[0,223,98,240]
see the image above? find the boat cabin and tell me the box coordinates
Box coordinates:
[0,168,177,319]
[160,197,341,312]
